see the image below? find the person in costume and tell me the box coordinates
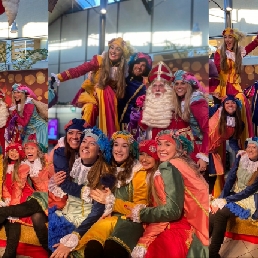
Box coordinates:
[0,135,52,255]
[0,143,32,258]
[129,62,195,149]
[51,37,134,138]
[244,80,258,135]
[118,52,152,131]
[171,70,209,171]
[0,90,9,154]
[8,83,48,147]
[74,131,147,258]
[209,137,258,258]
[48,127,116,258]
[127,131,209,258]
[209,95,244,196]
[213,28,258,144]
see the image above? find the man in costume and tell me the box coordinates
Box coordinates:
[118,52,152,131]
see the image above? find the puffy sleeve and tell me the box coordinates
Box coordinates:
[2,183,11,201]
[54,148,83,198]
[13,103,34,127]
[219,157,240,198]
[10,164,30,205]
[136,173,169,248]
[245,35,258,55]
[113,169,148,215]
[214,50,221,73]
[57,55,101,82]
[140,162,184,223]
[191,99,209,158]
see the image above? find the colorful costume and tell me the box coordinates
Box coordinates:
[209,137,258,258]
[48,126,115,255]
[0,91,9,154]
[214,28,258,144]
[54,38,133,138]
[10,84,48,147]
[173,70,209,164]
[0,137,51,255]
[132,133,209,258]
[118,52,152,130]
[244,80,258,129]
[209,96,244,197]
[75,132,148,257]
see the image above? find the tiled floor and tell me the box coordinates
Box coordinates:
[0,247,31,258]
[220,237,258,258]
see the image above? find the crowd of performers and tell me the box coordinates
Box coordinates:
[0,27,257,258]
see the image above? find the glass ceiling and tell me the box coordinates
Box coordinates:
[75,0,123,9]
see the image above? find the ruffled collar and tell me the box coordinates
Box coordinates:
[116,160,143,188]
[6,164,14,174]
[22,158,42,177]
[240,153,258,174]
[70,158,91,185]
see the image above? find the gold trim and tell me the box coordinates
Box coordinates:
[185,186,209,217]
[119,83,144,123]
[108,236,131,253]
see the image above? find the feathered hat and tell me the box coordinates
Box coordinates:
[24,134,48,154]
[155,129,194,155]
[111,131,139,159]
[12,84,37,99]
[108,37,134,59]
[82,126,112,163]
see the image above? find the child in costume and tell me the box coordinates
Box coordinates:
[213,28,258,144]
[210,137,258,258]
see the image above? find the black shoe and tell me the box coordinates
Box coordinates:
[84,240,103,258]
[103,240,129,258]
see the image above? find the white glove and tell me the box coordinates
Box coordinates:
[0,201,7,207]
[9,105,16,111]
[60,233,79,250]
[51,73,60,86]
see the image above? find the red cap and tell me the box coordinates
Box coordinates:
[139,140,159,161]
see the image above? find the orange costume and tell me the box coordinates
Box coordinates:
[214,28,258,145]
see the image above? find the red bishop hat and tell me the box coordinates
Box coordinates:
[148,61,173,83]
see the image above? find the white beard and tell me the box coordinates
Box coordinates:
[141,85,174,128]
[0,100,8,128]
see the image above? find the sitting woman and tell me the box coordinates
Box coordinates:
[209,137,258,258]
[209,95,244,195]
[48,127,115,257]
[75,131,147,258]
[129,130,209,258]
[0,143,31,258]
[0,135,51,256]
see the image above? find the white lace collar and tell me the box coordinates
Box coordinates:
[116,160,143,188]
[70,158,91,185]
[240,153,258,174]
[22,158,42,177]
[7,164,14,174]
[226,116,235,127]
